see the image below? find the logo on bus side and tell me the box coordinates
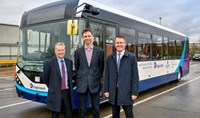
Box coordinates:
[30,83,33,88]
[165,61,170,68]
[154,62,164,69]
[30,83,45,90]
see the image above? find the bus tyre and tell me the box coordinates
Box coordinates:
[176,70,182,82]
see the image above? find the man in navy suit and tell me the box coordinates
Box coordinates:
[104,35,139,118]
[43,42,73,118]
[74,28,104,118]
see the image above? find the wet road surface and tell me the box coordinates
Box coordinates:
[0,62,200,118]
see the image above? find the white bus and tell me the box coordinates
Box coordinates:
[15,0,190,109]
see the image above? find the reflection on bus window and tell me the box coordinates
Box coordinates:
[105,26,116,58]
[169,39,176,59]
[138,42,151,61]
[152,35,162,60]
[176,40,184,59]
[137,32,151,61]
[119,27,136,54]
[163,37,168,59]
[90,22,103,48]
[70,19,86,62]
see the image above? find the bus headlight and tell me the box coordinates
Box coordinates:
[35,76,40,82]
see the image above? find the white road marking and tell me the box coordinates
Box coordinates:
[0,87,31,110]
[103,75,200,118]
[0,71,199,114]
[190,64,198,69]
[0,87,15,92]
[0,101,31,110]
[0,76,13,79]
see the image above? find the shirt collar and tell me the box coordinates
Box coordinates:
[85,45,93,50]
[56,57,64,62]
[117,50,125,55]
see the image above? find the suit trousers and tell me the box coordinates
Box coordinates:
[51,89,72,118]
[112,88,134,118]
[78,88,100,118]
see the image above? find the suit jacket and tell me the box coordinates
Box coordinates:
[43,57,74,112]
[74,46,104,94]
[104,50,139,105]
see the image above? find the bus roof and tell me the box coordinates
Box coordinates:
[20,0,187,38]
[77,0,187,37]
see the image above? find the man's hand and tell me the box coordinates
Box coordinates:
[104,92,109,97]
[132,95,137,100]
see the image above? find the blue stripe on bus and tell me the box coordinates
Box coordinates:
[15,83,48,96]
[16,83,77,96]
[139,72,177,92]
[175,37,187,72]
[139,69,189,92]
[73,86,76,90]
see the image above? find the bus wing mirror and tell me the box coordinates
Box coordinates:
[67,19,78,35]
[91,8,100,15]
[84,4,100,15]
[28,31,31,41]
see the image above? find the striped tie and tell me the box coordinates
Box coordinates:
[61,60,66,90]
[117,54,121,71]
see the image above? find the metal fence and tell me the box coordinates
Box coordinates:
[0,43,18,67]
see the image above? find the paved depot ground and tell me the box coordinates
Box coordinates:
[1,62,200,118]
[133,62,200,118]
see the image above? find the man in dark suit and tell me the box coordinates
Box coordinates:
[104,35,139,118]
[43,42,73,118]
[74,28,104,118]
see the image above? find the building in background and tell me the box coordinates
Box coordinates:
[0,23,19,60]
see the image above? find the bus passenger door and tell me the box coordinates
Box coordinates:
[90,22,117,58]
[90,21,117,101]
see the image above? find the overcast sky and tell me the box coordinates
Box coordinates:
[0,0,199,42]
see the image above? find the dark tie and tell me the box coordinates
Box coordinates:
[117,54,121,71]
[61,60,66,90]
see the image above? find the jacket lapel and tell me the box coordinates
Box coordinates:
[124,50,129,57]
[64,59,70,79]
[112,50,129,72]
[112,51,118,71]
[80,46,88,67]
[90,46,97,67]
[52,57,62,78]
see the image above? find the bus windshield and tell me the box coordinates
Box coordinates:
[17,20,86,72]
[18,21,70,61]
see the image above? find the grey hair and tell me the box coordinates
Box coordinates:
[55,42,65,49]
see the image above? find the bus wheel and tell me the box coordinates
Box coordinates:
[176,70,182,82]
